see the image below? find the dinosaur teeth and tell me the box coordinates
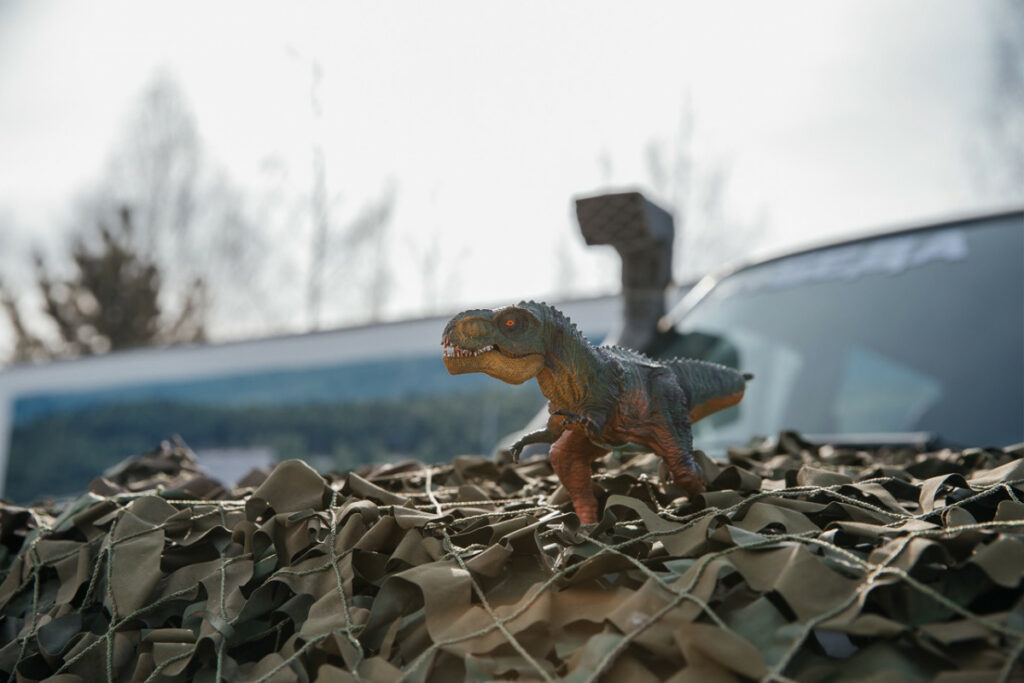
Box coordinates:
[442,344,495,358]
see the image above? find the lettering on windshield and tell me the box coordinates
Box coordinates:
[726,228,968,296]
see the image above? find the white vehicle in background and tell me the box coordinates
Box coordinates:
[2,191,1020,502]
[0,297,627,502]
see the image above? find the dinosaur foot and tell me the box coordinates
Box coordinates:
[572,502,599,525]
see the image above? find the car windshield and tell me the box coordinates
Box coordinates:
[668,214,1024,452]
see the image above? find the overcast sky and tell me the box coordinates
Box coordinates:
[0,0,1015,347]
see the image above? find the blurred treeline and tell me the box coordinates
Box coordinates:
[5,0,1023,364]
[0,71,543,503]
[7,385,543,503]
[0,71,398,363]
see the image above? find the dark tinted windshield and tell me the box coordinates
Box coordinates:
[670,214,1024,450]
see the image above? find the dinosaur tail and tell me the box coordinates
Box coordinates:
[673,359,750,409]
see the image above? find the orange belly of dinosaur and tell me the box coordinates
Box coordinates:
[689,391,744,423]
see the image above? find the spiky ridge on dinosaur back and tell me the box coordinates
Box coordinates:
[442,300,748,408]
[515,300,588,346]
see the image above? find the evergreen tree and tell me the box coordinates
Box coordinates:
[4,206,205,360]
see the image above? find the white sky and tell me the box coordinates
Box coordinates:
[0,0,1014,347]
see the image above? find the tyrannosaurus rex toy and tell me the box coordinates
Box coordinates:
[442,301,753,524]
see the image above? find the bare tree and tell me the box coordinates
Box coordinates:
[245,135,398,330]
[975,0,1024,199]
[99,72,271,338]
[645,97,767,282]
[404,219,470,316]
[305,59,330,329]
[282,51,399,328]
[554,231,582,299]
[320,182,397,323]
[0,280,47,363]
[408,228,442,314]
[0,71,272,362]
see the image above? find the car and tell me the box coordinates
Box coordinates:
[505,199,1024,458]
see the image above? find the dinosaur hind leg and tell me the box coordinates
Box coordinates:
[549,431,608,524]
[649,422,705,499]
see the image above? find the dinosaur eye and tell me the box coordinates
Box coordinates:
[498,308,529,334]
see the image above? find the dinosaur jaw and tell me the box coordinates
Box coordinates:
[442,343,545,385]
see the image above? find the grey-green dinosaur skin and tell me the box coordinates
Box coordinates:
[442,301,753,524]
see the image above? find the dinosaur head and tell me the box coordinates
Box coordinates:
[441,303,549,384]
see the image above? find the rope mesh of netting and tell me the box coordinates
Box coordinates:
[2,440,1024,682]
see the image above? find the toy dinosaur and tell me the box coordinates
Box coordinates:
[442,301,753,524]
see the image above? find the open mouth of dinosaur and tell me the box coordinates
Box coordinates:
[442,343,496,359]
[441,336,545,383]
[441,342,535,360]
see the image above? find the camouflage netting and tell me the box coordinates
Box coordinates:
[2,433,1024,682]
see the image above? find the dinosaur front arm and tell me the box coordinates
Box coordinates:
[509,413,568,462]
[509,428,557,458]
[551,408,607,442]
[509,407,596,462]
